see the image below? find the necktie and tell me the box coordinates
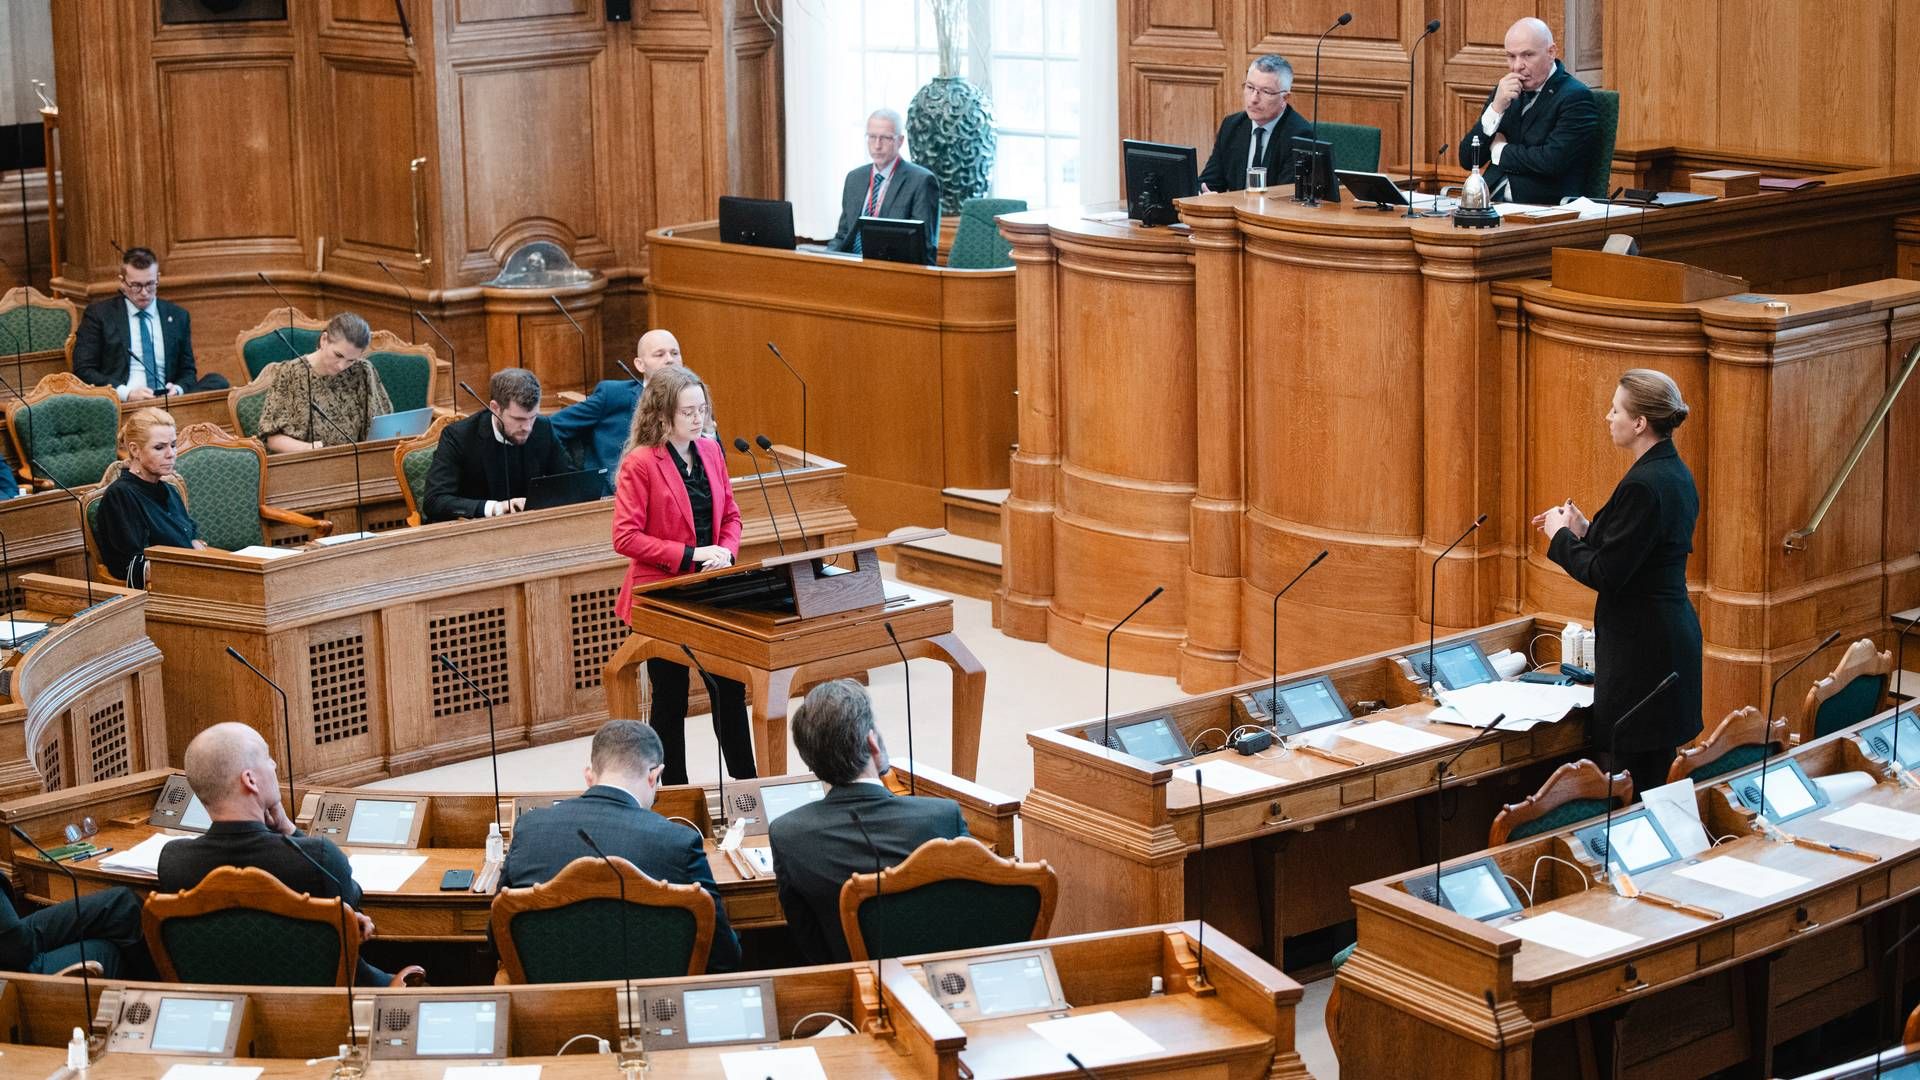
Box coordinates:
[1252,126,1268,174]
[853,167,886,255]
[137,311,161,386]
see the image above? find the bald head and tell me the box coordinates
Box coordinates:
[1503,17,1559,89]
[183,722,277,815]
[634,330,683,378]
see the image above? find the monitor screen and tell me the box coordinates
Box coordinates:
[1861,712,1920,770]
[414,1000,498,1057]
[1407,857,1522,921]
[759,779,826,825]
[1272,678,1351,733]
[857,217,928,265]
[180,795,211,832]
[683,985,768,1045]
[346,799,418,846]
[1423,641,1495,691]
[1731,759,1826,823]
[1123,139,1199,224]
[1578,811,1678,875]
[1111,716,1191,764]
[969,954,1057,1017]
[716,195,796,250]
[150,998,236,1055]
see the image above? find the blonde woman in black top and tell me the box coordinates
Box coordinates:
[96,408,206,587]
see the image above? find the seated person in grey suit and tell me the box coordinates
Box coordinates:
[767,679,968,964]
[503,719,741,972]
[825,108,941,263]
[0,872,144,977]
[157,723,425,987]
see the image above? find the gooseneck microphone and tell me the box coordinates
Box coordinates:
[22,455,96,606]
[849,809,891,1031]
[884,621,915,794]
[765,342,807,465]
[1102,586,1166,752]
[1598,671,1677,891]
[278,834,361,1061]
[372,258,417,345]
[436,653,502,831]
[1759,629,1842,821]
[680,644,731,830]
[1267,550,1329,721]
[1193,769,1210,988]
[614,359,641,385]
[1310,13,1354,144]
[1425,712,1507,907]
[459,381,513,514]
[225,645,297,813]
[1424,515,1487,692]
[11,824,96,1054]
[255,271,300,362]
[1403,19,1444,219]
[305,397,368,535]
[550,296,590,396]
[376,258,460,397]
[577,829,641,1049]
[730,437,788,555]
[754,434,811,550]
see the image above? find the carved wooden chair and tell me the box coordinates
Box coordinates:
[490,855,716,983]
[142,866,361,986]
[175,422,334,547]
[1487,759,1633,847]
[226,365,279,439]
[80,460,190,585]
[1799,638,1893,742]
[393,412,457,527]
[0,286,80,363]
[234,306,325,380]
[363,330,439,413]
[1,372,121,490]
[837,836,1057,961]
[1667,706,1788,784]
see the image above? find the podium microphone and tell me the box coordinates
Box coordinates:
[1102,586,1165,752]
[1598,671,1677,893]
[764,342,807,464]
[436,653,502,832]
[1423,514,1487,690]
[1193,768,1211,988]
[883,621,915,794]
[1266,550,1328,721]
[577,829,642,1053]
[754,434,811,550]
[376,258,461,399]
[849,809,891,1031]
[226,645,297,814]
[278,835,363,1065]
[1310,13,1353,145]
[11,825,97,1057]
[731,437,788,555]
[680,644,731,834]
[1758,630,1841,821]
[1403,19,1443,219]
[1424,713,1507,907]
[549,296,591,395]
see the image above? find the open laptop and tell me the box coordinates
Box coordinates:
[524,468,608,511]
[367,406,435,442]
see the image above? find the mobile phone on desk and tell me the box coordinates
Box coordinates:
[440,868,476,891]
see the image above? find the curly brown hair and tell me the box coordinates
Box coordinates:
[624,366,713,452]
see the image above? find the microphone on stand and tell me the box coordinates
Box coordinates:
[278,835,363,1066]
[614,359,641,385]
[10,825,98,1058]
[372,258,418,346]
[1597,672,1677,894]
[1415,143,1451,217]
[1102,587,1166,752]
[1265,550,1328,722]
[126,349,170,412]
[549,296,591,396]
[1423,713,1508,907]
[883,621,915,794]
[1310,14,1354,146]
[306,398,368,536]
[1193,768,1211,988]
[377,259,462,407]
[435,653,503,834]
[1422,514,1487,691]
[1403,19,1443,219]
[1600,187,1638,255]
[1066,1053,1107,1078]
[753,434,811,549]
[255,271,301,365]
[680,644,732,834]
[577,829,643,1055]
[849,810,892,1031]
[764,342,807,465]
[731,437,788,555]
[22,454,97,606]
[226,645,298,814]
[1757,630,1842,823]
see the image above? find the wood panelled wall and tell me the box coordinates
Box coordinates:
[47,0,781,387]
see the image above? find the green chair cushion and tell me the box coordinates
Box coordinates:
[1690,741,1769,783]
[1584,89,1620,200]
[161,909,345,986]
[1814,674,1887,740]
[0,304,74,355]
[16,393,120,488]
[234,385,272,439]
[854,879,1041,960]
[367,351,430,413]
[402,445,435,514]
[1331,942,1358,969]
[1509,797,1612,842]
[242,327,321,380]
[174,445,265,550]
[1319,121,1383,174]
[947,198,1028,270]
[509,900,699,982]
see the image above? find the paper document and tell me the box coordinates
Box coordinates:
[314,531,377,546]
[98,833,192,877]
[445,1068,540,1080]
[0,619,48,641]
[742,845,775,874]
[1674,855,1808,899]
[1026,1011,1165,1067]
[347,853,428,892]
[720,1047,826,1080]
[1505,911,1641,958]
[1436,681,1592,726]
[1082,210,1130,223]
[1821,802,1920,842]
[1174,759,1274,795]
[1336,720,1451,755]
[229,545,297,560]
[160,1067,264,1080]
[1640,778,1713,857]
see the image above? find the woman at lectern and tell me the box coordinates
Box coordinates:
[96,407,207,588]
[611,366,755,785]
[1533,369,1702,799]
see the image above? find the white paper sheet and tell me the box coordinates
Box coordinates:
[719,1047,827,1080]
[313,531,377,546]
[1437,680,1593,726]
[229,545,297,560]
[1674,855,1808,899]
[1173,760,1274,795]
[347,853,428,892]
[161,1067,263,1080]
[1821,802,1920,842]
[97,832,192,877]
[1640,778,1714,857]
[1026,1011,1166,1068]
[1504,911,1641,959]
[1335,720,1451,755]
[0,619,49,642]
[742,845,775,874]
[444,1068,540,1080]
[1427,707,1545,731]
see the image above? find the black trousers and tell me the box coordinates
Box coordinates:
[1603,747,1676,806]
[646,658,758,785]
[0,883,144,975]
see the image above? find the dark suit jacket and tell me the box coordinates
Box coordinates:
[422,408,572,523]
[1198,106,1314,193]
[71,296,202,391]
[826,159,941,262]
[548,379,641,494]
[502,785,740,972]
[1459,62,1598,204]
[157,819,364,908]
[1548,438,1703,755]
[766,782,968,964]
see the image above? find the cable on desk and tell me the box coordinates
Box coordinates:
[1528,853,1591,902]
[556,1034,611,1055]
[667,816,702,833]
[1712,833,1741,847]
[1190,727,1228,753]
[790,1011,856,1039]
[1527,633,1559,670]
[1501,873,1534,908]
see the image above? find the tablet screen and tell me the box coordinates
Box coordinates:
[969,954,1056,1017]
[1112,717,1190,764]
[150,998,235,1055]
[346,799,418,845]
[415,1000,498,1057]
[683,985,768,1045]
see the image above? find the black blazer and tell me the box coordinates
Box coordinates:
[421,409,572,523]
[1548,439,1703,754]
[71,296,202,391]
[502,785,740,972]
[1198,106,1314,193]
[766,782,968,964]
[1459,62,1598,204]
[826,159,942,261]
[157,819,364,908]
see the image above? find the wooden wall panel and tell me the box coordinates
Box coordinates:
[642,52,715,232]
[326,63,419,254]
[1137,0,1232,49]
[158,61,301,244]
[1133,66,1231,155]
[1715,3,1888,165]
[325,0,405,29]
[455,54,604,255]
[457,0,587,23]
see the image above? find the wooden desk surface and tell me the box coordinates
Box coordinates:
[0,1045,925,1078]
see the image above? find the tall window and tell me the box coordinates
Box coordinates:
[985,0,1081,208]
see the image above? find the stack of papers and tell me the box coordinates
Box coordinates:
[98,833,191,878]
[1173,759,1273,795]
[1026,1012,1165,1068]
[1335,720,1451,754]
[347,853,428,892]
[1434,681,1592,728]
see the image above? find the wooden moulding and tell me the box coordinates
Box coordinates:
[1550,248,1748,304]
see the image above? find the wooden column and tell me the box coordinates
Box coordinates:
[1181,199,1247,688]
[998,215,1060,641]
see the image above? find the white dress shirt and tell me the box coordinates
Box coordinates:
[120,298,169,401]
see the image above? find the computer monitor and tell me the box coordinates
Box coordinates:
[1251,675,1353,737]
[1404,856,1524,921]
[921,947,1068,1022]
[1414,640,1497,692]
[682,983,774,1046]
[1123,139,1199,226]
[757,777,826,827]
[1089,715,1193,765]
[1288,136,1339,202]
[1728,757,1828,824]
[1858,710,1920,771]
[717,195,796,250]
[369,994,512,1060]
[856,216,929,265]
[524,467,608,511]
[1574,809,1681,876]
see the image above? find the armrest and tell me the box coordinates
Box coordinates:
[261,504,337,536]
[555,391,586,406]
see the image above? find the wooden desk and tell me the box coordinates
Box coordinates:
[1022,615,1586,964]
[1338,705,1920,1079]
[647,221,1016,536]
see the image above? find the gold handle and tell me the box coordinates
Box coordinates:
[409,157,431,265]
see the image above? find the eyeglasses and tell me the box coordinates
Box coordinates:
[63,816,99,845]
[122,279,159,293]
[1242,82,1286,101]
[866,133,901,144]
[675,405,711,419]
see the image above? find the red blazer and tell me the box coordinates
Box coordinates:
[612,439,743,622]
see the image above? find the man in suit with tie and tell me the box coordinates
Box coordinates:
[422,367,572,522]
[71,247,229,398]
[825,108,941,264]
[1459,18,1598,204]
[550,328,683,495]
[1198,54,1314,194]
[768,679,968,964]
[502,719,742,972]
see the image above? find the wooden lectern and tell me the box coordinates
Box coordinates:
[1550,247,1748,303]
[605,529,987,779]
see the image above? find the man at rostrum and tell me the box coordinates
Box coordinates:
[549,328,684,496]
[157,723,424,987]
[1459,17,1598,203]
[422,367,571,522]
[825,108,941,263]
[71,246,229,399]
[503,720,741,972]
[1198,54,1313,193]
[768,680,968,964]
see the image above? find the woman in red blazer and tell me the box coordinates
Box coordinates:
[612,366,754,784]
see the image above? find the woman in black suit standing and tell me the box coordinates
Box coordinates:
[1533,369,1702,798]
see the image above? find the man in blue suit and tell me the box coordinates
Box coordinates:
[549,329,683,493]
[503,719,741,972]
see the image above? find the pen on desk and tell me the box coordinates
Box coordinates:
[1633,890,1722,921]
[1791,835,1881,863]
[1294,743,1363,767]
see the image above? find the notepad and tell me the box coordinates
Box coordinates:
[720,1047,826,1080]
[741,845,775,874]
[444,1068,540,1080]
[1027,1011,1165,1067]
[347,853,428,892]
[1505,911,1641,958]
[98,832,192,878]
[161,1066,263,1080]
[1174,759,1273,795]
[1821,802,1920,842]
[1336,720,1451,754]
[313,531,377,546]
[1674,855,1808,899]
[229,545,297,560]
[1437,680,1592,726]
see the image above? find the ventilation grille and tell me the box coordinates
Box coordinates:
[569,586,624,691]
[309,633,370,745]
[39,737,61,791]
[87,699,130,780]
[429,607,512,718]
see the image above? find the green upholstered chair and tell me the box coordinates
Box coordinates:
[1584,89,1621,199]
[837,837,1057,961]
[364,331,439,413]
[0,287,79,362]
[1668,707,1787,785]
[1319,121,1383,174]
[393,412,455,527]
[1489,759,1632,846]
[142,867,360,986]
[2,372,121,491]
[235,307,325,380]
[174,422,334,549]
[491,856,716,983]
[1801,638,1893,742]
[81,460,190,585]
[227,365,278,439]
[947,198,1028,270]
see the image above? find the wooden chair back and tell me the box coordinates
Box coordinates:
[837,836,1058,961]
[142,866,361,986]
[1667,706,1787,784]
[363,330,440,412]
[80,459,190,585]
[1799,638,1893,742]
[490,855,716,983]
[234,307,325,379]
[226,365,279,438]
[2,372,122,489]
[1488,759,1633,847]
[175,421,333,547]
[393,411,457,527]
[0,286,80,363]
